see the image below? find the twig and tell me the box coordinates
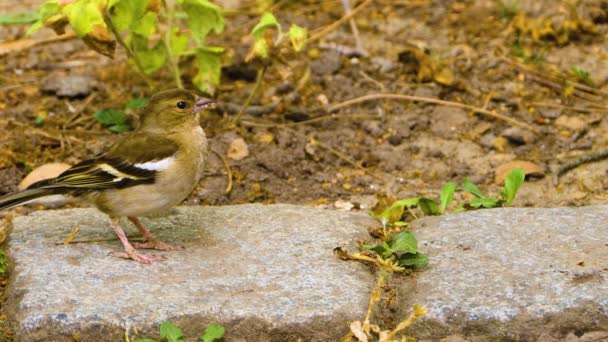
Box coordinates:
[242,113,378,128]
[309,0,373,43]
[63,93,97,129]
[211,149,233,194]
[0,32,76,57]
[553,149,608,185]
[232,65,267,125]
[328,93,541,133]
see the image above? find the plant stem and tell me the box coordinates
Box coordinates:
[232,65,267,125]
[104,13,153,88]
[164,0,183,89]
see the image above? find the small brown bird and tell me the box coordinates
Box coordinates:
[0,89,214,263]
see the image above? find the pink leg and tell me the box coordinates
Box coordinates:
[128,216,185,251]
[109,218,163,264]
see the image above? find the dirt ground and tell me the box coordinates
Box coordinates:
[1,0,608,339]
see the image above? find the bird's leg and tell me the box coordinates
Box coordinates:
[109,218,164,263]
[128,216,185,251]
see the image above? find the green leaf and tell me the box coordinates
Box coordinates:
[94,109,128,125]
[35,115,44,126]
[109,0,150,32]
[63,0,106,37]
[131,11,157,37]
[439,181,456,214]
[469,196,499,208]
[201,324,225,342]
[0,12,38,25]
[194,47,223,94]
[251,11,281,40]
[26,0,61,35]
[288,24,307,52]
[171,28,190,56]
[130,35,167,74]
[503,168,525,206]
[396,252,429,267]
[418,198,440,216]
[125,97,149,109]
[389,230,418,254]
[160,321,183,342]
[462,178,485,198]
[372,197,420,225]
[0,250,8,275]
[362,242,391,259]
[179,0,224,46]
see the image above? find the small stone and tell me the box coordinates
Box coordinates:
[41,75,95,98]
[480,133,496,149]
[362,121,384,138]
[500,127,535,144]
[388,135,402,146]
[334,199,354,211]
[539,107,562,119]
[555,115,586,131]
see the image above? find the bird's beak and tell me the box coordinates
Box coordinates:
[194,97,216,113]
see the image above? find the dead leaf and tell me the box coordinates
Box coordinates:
[495,160,544,184]
[19,163,71,190]
[349,321,368,342]
[82,24,116,58]
[227,138,249,160]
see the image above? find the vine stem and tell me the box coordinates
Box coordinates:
[164,0,183,89]
[232,65,267,125]
[104,13,153,88]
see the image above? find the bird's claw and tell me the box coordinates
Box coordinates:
[112,250,164,264]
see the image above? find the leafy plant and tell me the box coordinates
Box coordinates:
[131,321,224,342]
[463,168,525,208]
[94,97,147,132]
[28,0,225,93]
[363,230,428,268]
[246,11,307,61]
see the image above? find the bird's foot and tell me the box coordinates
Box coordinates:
[112,250,164,264]
[134,239,185,251]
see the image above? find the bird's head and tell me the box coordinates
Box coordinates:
[139,89,215,132]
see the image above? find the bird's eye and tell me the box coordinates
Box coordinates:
[176,101,187,109]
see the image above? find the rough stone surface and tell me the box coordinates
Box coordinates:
[5,204,377,341]
[405,206,608,340]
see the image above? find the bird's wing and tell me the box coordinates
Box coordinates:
[28,134,179,191]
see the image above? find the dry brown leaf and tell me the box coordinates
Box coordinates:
[495,160,544,184]
[83,24,116,58]
[227,138,249,161]
[349,321,368,342]
[19,163,72,190]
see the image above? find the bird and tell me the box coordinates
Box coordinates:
[0,88,215,263]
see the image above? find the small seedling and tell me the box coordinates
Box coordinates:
[362,230,429,268]
[0,12,38,24]
[571,65,592,85]
[131,321,224,342]
[463,168,525,208]
[201,324,224,342]
[497,0,520,19]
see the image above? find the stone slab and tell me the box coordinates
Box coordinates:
[406,206,608,340]
[4,204,377,341]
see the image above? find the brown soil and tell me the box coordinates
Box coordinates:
[1,0,608,340]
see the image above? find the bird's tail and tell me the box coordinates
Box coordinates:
[0,188,58,210]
